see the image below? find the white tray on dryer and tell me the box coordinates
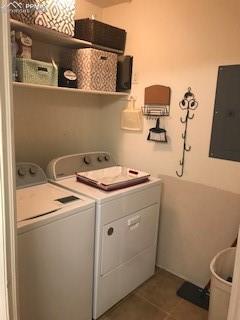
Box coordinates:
[76,166,150,191]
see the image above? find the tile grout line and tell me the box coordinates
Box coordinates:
[102,292,136,318]
[134,292,171,317]
[167,299,184,320]
[135,290,186,318]
[169,298,185,314]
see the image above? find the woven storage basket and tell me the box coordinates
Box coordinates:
[73,49,117,92]
[75,19,126,51]
[16,58,58,86]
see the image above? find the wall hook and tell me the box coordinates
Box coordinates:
[176,87,199,177]
[180,116,187,124]
[176,169,184,178]
[185,145,191,152]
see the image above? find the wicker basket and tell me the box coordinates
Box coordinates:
[75,19,126,51]
[16,58,58,86]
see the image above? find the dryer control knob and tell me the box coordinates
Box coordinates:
[104,155,110,162]
[97,156,103,162]
[29,167,37,175]
[18,168,27,177]
[84,156,91,165]
[108,227,114,236]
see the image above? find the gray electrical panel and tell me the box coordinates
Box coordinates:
[209,65,240,162]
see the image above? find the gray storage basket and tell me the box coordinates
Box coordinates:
[16,58,58,86]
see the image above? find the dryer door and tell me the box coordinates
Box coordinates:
[100,219,122,275]
[122,204,159,263]
[101,204,159,276]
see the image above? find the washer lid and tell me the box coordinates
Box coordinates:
[16,183,82,222]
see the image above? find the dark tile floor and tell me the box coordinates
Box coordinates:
[99,269,208,320]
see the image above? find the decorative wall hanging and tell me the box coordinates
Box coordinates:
[142,85,171,119]
[143,85,171,143]
[176,87,198,177]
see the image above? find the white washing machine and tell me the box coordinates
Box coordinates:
[16,163,95,320]
[47,152,162,319]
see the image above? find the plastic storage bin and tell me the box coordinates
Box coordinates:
[73,48,117,92]
[16,58,58,86]
[208,247,236,320]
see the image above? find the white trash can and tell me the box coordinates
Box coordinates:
[208,247,236,320]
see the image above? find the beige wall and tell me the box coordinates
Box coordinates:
[100,0,240,286]
[14,86,103,170]
[84,0,131,8]
[102,0,240,194]
[158,175,240,287]
[75,0,103,20]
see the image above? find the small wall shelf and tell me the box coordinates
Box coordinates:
[13,82,129,97]
[10,19,124,54]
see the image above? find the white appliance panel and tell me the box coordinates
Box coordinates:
[52,176,160,204]
[97,247,156,318]
[18,207,95,320]
[101,204,159,275]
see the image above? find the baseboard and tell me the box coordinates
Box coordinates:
[156,264,205,289]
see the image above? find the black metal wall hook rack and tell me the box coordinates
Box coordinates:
[176,87,198,177]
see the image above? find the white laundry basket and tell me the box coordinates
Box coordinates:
[208,247,236,320]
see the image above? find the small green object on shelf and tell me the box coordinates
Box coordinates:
[16,58,58,87]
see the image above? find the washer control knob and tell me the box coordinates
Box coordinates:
[97,156,103,162]
[29,167,37,175]
[104,155,110,162]
[84,156,91,165]
[18,168,27,177]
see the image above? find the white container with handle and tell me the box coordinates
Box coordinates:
[209,247,236,320]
